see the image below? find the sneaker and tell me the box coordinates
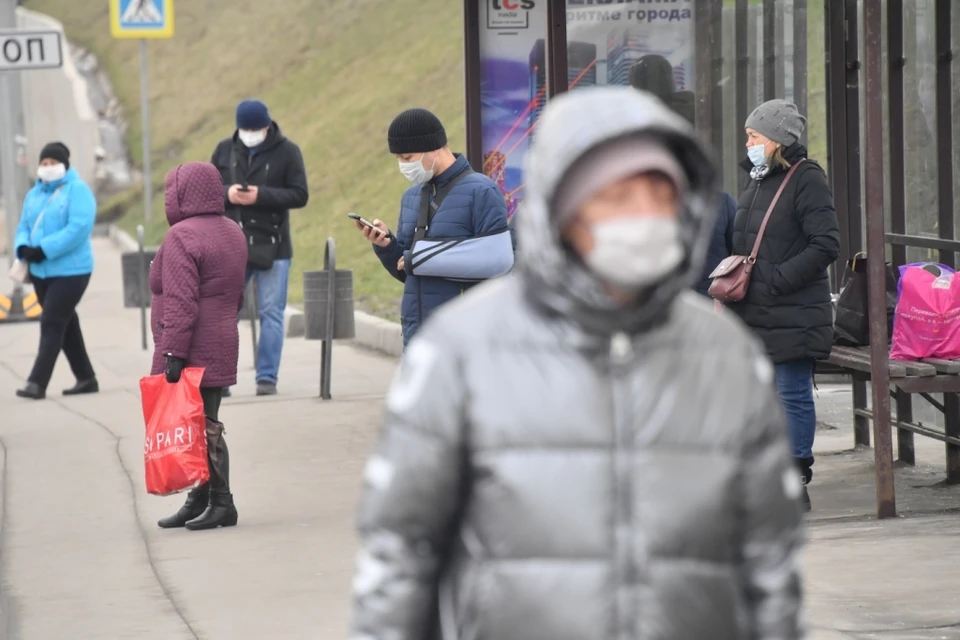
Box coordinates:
[256,381,277,396]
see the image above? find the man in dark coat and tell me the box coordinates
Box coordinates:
[150,162,248,531]
[211,99,309,396]
[356,108,514,346]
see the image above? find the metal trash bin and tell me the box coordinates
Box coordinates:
[121,248,157,308]
[303,269,355,340]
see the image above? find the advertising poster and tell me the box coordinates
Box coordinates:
[478,0,696,218]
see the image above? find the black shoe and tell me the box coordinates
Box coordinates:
[221,387,232,398]
[256,381,277,396]
[63,378,99,396]
[184,491,238,530]
[157,485,210,529]
[16,382,45,400]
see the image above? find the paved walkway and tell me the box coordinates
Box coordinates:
[0,237,958,639]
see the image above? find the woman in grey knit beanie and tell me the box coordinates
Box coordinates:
[720,98,841,513]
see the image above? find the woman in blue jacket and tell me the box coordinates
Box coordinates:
[14,142,99,400]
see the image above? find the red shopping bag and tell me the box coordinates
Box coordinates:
[890,264,960,360]
[140,367,209,496]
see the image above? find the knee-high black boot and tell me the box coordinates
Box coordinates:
[157,484,210,528]
[186,418,238,530]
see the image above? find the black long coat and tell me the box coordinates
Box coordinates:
[726,144,841,364]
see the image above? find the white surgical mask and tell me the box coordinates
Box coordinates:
[747,144,768,168]
[37,163,66,183]
[584,217,684,290]
[399,154,436,185]
[238,129,267,148]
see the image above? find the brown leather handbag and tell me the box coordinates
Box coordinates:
[708,160,805,303]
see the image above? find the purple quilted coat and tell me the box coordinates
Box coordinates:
[150,162,248,388]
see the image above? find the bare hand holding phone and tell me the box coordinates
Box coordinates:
[350,213,392,248]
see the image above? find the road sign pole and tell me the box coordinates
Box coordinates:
[1,0,21,271]
[138,38,152,222]
[0,74,18,272]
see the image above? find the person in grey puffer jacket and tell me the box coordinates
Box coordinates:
[350,87,806,640]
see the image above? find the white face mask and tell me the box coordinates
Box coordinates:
[584,217,685,290]
[37,163,66,183]
[747,144,768,168]
[238,129,268,148]
[399,153,436,185]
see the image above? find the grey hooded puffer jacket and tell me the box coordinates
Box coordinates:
[351,87,806,640]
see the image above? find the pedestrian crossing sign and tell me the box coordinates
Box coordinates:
[110,0,174,39]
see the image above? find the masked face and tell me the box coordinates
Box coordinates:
[584,217,684,290]
[564,172,684,292]
[238,128,268,148]
[745,128,776,167]
[37,162,66,183]
[397,152,437,185]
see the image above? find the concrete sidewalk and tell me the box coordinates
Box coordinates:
[0,238,958,639]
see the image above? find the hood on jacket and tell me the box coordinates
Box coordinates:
[518,86,718,336]
[164,161,226,226]
[34,166,80,192]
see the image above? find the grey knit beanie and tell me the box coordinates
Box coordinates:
[745,99,806,146]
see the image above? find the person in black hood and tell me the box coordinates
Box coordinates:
[211,99,309,397]
[726,99,841,512]
[629,55,736,296]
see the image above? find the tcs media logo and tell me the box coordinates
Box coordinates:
[489,0,536,30]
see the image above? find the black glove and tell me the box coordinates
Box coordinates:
[20,246,46,263]
[164,355,186,383]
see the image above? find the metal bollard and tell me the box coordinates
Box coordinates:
[320,238,336,400]
[137,225,147,351]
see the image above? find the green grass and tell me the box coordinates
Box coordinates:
[30,0,827,319]
[29,0,465,319]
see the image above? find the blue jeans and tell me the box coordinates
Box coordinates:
[774,359,817,459]
[244,259,290,385]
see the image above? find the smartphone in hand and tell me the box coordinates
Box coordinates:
[347,212,376,229]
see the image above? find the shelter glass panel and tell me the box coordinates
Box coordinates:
[476,0,549,220]
[902,0,941,262]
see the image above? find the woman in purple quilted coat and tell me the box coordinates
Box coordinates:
[150,161,248,531]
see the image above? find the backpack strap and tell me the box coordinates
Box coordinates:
[414,167,473,244]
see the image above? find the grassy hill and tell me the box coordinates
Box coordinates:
[29,0,466,319]
[29,0,827,319]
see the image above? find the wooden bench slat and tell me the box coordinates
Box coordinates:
[920,358,960,374]
[890,359,938,377]
[827,346,908,377]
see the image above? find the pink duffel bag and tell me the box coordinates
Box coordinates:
[889,263,960,361]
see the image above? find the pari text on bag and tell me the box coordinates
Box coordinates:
[140,367,210,496]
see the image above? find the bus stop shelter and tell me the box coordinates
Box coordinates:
[461,0,960,518]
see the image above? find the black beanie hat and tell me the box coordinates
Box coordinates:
[388,108,447,154]
[40,141,70,169]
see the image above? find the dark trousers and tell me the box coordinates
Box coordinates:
[28,275,96,389]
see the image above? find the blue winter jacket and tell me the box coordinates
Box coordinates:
[374,155,514,345]
[14,168,97,280]
[696,191,738,296]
